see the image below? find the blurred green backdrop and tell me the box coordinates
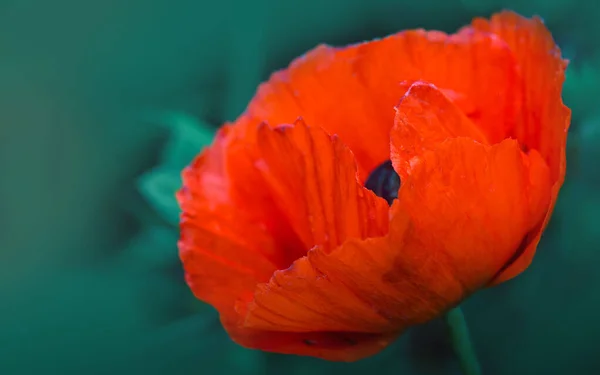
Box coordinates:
[1,0,599,374]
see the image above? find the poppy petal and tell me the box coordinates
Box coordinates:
[237,28,519,179]
[179,119,392,360]
[471,10,570,182]
[244,46,389,180]
[228,119,389,334]
[178,11,569,362]
[251,119,390,253]
[391,82,553,282]
[352,28,520,145]
[178,132,285,314]
[222,314,397,362]
[390,81,489,181]
[469,11,570,283]
[241,138,550,354]
[240,89,551,356]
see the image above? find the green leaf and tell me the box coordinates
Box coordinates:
[158,111,215,169]
[136,111,214,226]
[138,167,182,226]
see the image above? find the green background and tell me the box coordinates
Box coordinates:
[1,0,599,374]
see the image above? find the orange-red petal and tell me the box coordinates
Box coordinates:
[390,82,489,180]
[178,11,569,362]
[235,27,520,180]
[178,128,293,314]
[471,11,570,177]
[251,119,389,253]
[237,85,552,361]
[222,315,398,362]
[179,119,392,360]
[468,11,570,284]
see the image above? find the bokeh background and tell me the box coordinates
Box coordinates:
[1,0,599,374]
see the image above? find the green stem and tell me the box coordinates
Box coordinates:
[444,307,482,375]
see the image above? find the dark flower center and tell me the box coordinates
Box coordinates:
[364,160,401,206]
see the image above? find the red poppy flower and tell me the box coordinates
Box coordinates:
[177,11,570,361]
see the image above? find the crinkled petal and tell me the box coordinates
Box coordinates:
[179,120,390,361]
[178,128,288,314]
[235,28,519,180]
[251,119,389,252]
[239,87,552,362]
[469,11,570,283]
[390,81,488,180]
